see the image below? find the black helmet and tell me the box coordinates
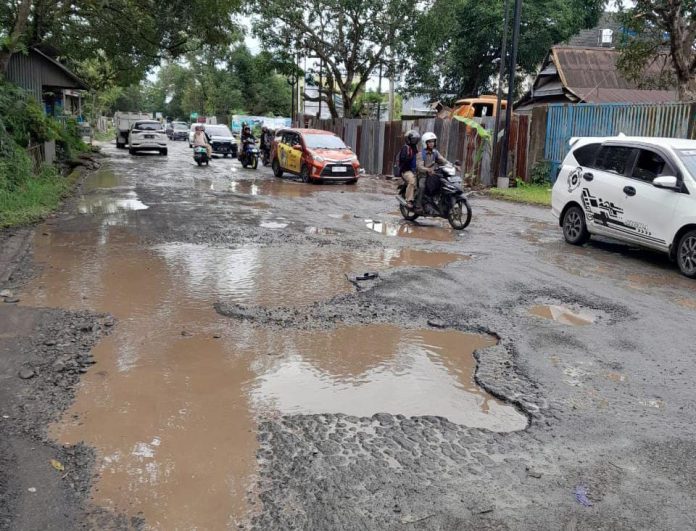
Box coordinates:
[406,130,421,146]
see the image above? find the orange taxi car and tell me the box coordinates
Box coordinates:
[271,128,361,184]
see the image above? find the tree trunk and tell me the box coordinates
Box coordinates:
[0,0,33,75]
[677,76,696,102]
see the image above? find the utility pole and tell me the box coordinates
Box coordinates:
[499,0,522,180]
[376,63,383,120]
[493,0,511,173]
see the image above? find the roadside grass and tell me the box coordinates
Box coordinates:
[488,184,552,206]
[94,127,115,142]
[0,166,71,227]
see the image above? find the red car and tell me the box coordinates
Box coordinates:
[271,128,361,184]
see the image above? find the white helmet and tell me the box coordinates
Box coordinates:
[422,132,437,145]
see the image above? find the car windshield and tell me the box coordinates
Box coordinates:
[173,123,188,131]
[135,122,161,131]
[303,134,347,149]
[206,126,232,137]
[676,149,696,179]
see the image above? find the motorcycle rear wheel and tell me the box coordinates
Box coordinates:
[448,197,472,230]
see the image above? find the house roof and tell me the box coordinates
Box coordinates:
[517,45,677,109]
[567,12,622,48]
[552,46,677,103]
[30,48,88,90]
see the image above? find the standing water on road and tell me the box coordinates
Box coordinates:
[18,148,525,528]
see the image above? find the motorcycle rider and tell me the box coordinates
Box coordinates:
[259,126,273,160]
[416,132,448,206]
[397,130,421,209]
[192,125,212,158]
[239,125,256,161]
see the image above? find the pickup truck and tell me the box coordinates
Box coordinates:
[114,112,151,149]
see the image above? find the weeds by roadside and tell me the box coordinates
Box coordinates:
[488,183,552,206]
[0,82,88,227]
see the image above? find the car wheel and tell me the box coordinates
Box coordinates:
[677,230,696,278]
[116,141,124,149]
[160,149,167,156]
[562,205,590,245]
[188,143,192,148]
[223,153,228,158]
[129,148,136,155]
[300,164,311,183]
[272,159,283,178]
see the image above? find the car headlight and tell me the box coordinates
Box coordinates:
[312,153,325,163]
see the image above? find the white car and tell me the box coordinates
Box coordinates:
[552,136,696,278]
[129,120,167,155]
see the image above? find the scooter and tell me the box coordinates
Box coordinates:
[193,146,209,166]
[396,165,472,230]
[240,141,259,169]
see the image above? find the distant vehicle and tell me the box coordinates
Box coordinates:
[169,122,189,141]
[128,120,168,156]
[114,112,151,149]
[188,124,237,157]
[552,136,696,278]
[451,95,506,119]
[271,128,361,184]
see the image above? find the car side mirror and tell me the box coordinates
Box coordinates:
[652,175,679,190]
[292,144,303,151]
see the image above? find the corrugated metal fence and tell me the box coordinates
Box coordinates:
[297,115,530,184]
[544,102,696,178]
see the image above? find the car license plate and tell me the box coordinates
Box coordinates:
[145,134,154,139]
[332,166,347,173]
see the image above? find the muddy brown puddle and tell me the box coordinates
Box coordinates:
[18,162,523,528]
[365,218,456,242]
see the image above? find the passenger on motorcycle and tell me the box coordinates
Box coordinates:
[416,132,447,204]
[398,130,421,209]
[192,125,212,158]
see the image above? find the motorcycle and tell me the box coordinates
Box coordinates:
[193,146,209,166]
[240,140,260,169]
[396,165,472,230]
[261,144,271,166]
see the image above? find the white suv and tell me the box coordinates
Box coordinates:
[128,120,167,156]
[552,136,696,278]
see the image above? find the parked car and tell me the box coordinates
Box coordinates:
[168,121,189,140]
[552,136,696,277]
[128,120,168,155]
[188,124,238,157]
[271,128,361,184]
[451,95,506,119]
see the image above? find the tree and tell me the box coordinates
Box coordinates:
[253,0,412,118]
[617,0,696,101]
[0,0,241,83]
[407,0,605,103]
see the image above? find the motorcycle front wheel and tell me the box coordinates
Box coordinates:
[448,197,472,230]
[252,156,258,170]
[399,203,419,221]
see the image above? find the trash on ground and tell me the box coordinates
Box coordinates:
[574,485,593,507]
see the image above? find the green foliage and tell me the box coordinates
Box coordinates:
[488,183,551,206]
[0,163,70,228]
[616,1,696,100]
[0,83,83,226]
[2,1,243,86]
[528,160,552,186]
[408,0,605,102]
[253,0,412,118]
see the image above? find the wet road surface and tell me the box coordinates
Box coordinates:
[6,139,696,529]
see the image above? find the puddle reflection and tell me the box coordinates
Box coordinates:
[365,219,455,242]
[529,305,594,326]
